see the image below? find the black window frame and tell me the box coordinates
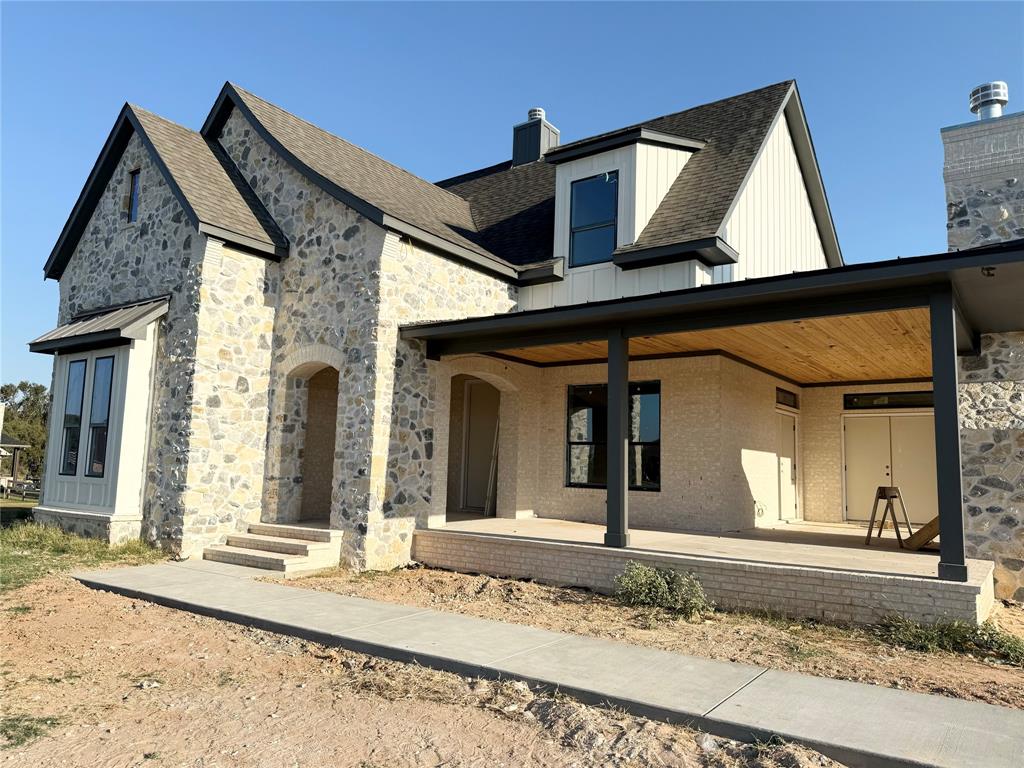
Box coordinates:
[568,170,619,268]
[843,391,934,410]
[84,356,115,478]
[565,380,661,492]
[59,359,88,476]
[127,168,141,223]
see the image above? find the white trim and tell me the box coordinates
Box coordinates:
[774,406,803,521]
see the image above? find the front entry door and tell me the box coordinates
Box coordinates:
[461,380,500,514]
[776,412,798,520]
[844,414,937,524]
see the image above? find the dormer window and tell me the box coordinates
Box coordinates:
[127,169,141,223]
[569,171,618,267]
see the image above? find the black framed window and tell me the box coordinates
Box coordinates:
[843,391,934,410]
[128,169,141,223]
[60,360,87,475]
[776,388,799,409]
[85,356,114,477]
[566,381,660,491]
[569,171,618,267]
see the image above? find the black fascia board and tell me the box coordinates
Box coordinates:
[545,128,707,165]
[613,237,738,270]
[29,330,131,355]
[400,240,1024,357]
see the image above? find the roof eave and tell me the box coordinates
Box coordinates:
[613,237,738,270]
[544,127,706,165]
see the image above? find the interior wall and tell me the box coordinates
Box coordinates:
[445,375,470,514]
[299,367,339,521]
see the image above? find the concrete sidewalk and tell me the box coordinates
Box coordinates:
[75,560,1024,768]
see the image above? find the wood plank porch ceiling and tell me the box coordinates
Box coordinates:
[493,307,933,384]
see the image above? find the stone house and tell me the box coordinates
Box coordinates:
[30,80,1023,623]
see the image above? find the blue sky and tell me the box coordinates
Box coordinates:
[2,2,1022,385]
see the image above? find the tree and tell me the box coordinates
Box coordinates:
[1,381,50,479]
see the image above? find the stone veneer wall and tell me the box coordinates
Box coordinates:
[217,108,390,567]
[56,133,203,549]
[374,233,517,568]
[217,109,516,569]
[959,333,1024,600]
[941,112,1024,250]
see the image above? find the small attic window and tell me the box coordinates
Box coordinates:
[569,171,618,267]
[127,169,141,223]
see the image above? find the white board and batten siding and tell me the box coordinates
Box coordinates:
[713,116,827,283]
[520,142,696,311]
[520,114,828,310]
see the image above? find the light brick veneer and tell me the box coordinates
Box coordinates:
[413,529,994,625]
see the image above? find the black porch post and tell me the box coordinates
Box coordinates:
[930,287,968,582]
[605,327,630,548]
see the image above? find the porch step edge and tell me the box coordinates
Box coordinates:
[226,532,333,556]
[247,522,341,543]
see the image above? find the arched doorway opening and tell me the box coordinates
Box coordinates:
[446,375,501,520]
[297,365,338,522]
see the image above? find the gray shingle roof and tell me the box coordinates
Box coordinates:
[130,106,286,252]
[441,81,799,265]
[224,84,503,264]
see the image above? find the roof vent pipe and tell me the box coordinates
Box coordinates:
[969,81,1009,120]
[528,107,546,121]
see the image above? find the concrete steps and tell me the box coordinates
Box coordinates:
[202,522,342,577]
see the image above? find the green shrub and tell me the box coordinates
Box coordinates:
[873,615,1024,667]
[614,561,714,619]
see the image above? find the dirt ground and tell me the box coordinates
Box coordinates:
[295,566,1024,710]
[1,575,837,767]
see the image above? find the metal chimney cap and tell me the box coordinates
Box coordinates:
[528,107,546,121]
[969,81,1009,119]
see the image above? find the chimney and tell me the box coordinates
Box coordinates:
[969,81,1009,120]
[941,80,1024,249]
[512,107,559,166]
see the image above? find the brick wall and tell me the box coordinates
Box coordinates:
[413,529,994,625]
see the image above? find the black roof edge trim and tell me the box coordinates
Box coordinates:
[29,332,132,355]
[614,237,738,270]
[198,223,288,259]
[399,239,1024,340]
[203,83,522,284]
[545,128,706,165]
[44,105,135,280]
[517,258,564,286]
[382,215,518,280]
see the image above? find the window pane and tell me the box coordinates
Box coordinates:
[628,444,661,491]
[86,357,114,477]
[61,360,87,475]
[571,172,618,228]
[567,385,607,442]
[629,382,661,443]
[128,170,141,223]
[570,225,616,267]
[568,444,606,486]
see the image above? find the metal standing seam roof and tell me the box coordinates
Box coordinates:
[29,297,170,354]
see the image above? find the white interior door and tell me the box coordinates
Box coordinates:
[890,415,938,524]
[843,416,892,522]
[461,381,500,514]
[776,412,798,520]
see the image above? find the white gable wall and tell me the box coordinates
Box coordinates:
[520,142,695,311]
[714,115,828,283]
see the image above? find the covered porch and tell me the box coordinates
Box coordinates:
[400,243,1023,623]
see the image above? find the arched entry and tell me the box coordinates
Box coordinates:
[447,375,501,518]
[298,366,338,521]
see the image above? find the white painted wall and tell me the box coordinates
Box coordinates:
[714,115,827,283]
[39,323,158,521]
[521,142,694,311]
